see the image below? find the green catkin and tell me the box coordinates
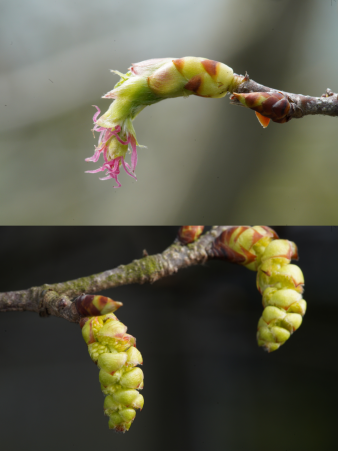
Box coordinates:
[81,313,143,432]
[212,226,306,352]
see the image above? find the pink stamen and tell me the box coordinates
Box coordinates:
[92,106,101,123]
[129,135,138,172]
[87,124,139,186]
[121,157,137,180]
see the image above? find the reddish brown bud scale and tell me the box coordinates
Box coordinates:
[211,237,247,264]
[74,294,123,318]
[172,58,185,74]
[210,226,278,266]
[79,317,90,329]
[201,59,219,77]
[184,75,202,93]
[178,226,204,244]
[231,91,291,126]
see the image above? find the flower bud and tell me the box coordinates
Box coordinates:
[81,316,104,344]
[99,369,122,388]
[113,389,140,406]
[126,346,143,367]
[97,321,128,345]
[257,264,304,294]
[98,352,128,374]
[88,343,109,363]
[86,57,234,186]
[120,367,144,389]
[177,226,204,245]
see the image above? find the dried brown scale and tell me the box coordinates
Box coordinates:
[231,74,338,120]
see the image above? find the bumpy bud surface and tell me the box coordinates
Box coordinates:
[178,226,204,244]
[212,226,306,352]
[86,57,235,186]
[80,311,143,432]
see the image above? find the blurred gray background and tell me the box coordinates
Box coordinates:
[0,226,337,451]
[1,0,338,225]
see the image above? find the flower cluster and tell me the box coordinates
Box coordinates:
[211,226,306,352]
[86,57,235,186]
[80,299,143,432]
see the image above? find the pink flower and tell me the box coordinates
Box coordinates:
[85,107,137,188]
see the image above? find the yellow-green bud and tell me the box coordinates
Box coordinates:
[80,311,143,432]
[212,226,306,352]
[88,342,109,363]
[98,352,128,374]
[120,368,144,389]
[125,346,143,367]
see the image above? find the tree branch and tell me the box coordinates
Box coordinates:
[230,73,338,120]
[0,226,229,323]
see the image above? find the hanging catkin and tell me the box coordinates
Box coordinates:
[78,295,144,432]
[211,226,306,351]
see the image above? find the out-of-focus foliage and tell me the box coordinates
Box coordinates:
[1,0,338,224]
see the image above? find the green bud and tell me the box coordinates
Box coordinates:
[131,393,144,410]
[126,346,143,367]
[261,240,296,265]
[120,368,144,389]
[88,342,109,363]
[99,369,122,388]
[262,306,286,323]
[108,412,124,429]
[257,263,304,294]
[282,313,303,331]
[119,408,136,423]
[104,395,120,414]
[98,352,128,374]
[113,389,140,406]
[262,289,303,311]
[270,326,291,343]
[97,321,128,343]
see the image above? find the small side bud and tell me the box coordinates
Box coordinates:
[230,91,291,127]
[177,226,204,244]
[74,294,123,317]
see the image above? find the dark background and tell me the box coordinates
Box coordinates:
[0,226,337,451]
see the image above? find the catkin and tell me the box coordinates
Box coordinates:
[80,313,144,431]
[212,226,306,351]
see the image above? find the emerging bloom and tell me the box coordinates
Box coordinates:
[86,57,235,186]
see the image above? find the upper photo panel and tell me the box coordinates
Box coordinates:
[1,0,337,225]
